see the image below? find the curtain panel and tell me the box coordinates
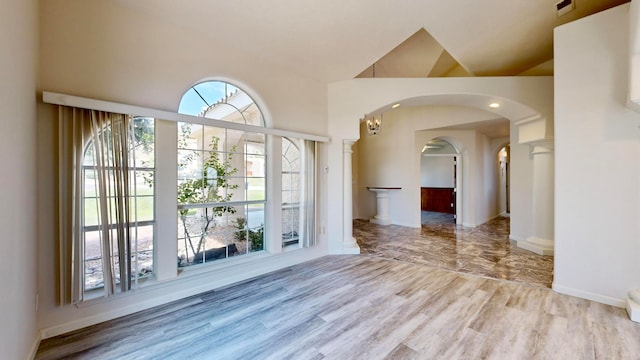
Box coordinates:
[58,106,134,303]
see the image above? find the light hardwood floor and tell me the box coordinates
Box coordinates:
[36,255,640,359]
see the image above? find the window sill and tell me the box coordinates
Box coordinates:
[75,249,298,308]
[176,250,271,278]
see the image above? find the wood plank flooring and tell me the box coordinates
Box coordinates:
[36,255,640,359]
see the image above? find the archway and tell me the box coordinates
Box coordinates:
[497,145,510,216]
[327,77,553,255]
[420,138,461,225]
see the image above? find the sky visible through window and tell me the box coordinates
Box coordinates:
[178,81,239,116]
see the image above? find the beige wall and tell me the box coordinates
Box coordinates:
[38,0,328,135]
[0,0,40,358]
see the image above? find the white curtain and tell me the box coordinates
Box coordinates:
[59,106,134,303]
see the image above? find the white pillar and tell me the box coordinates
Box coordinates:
[518,141,554,255]
[367,187,400,225]
[369,189,391,225]
[342,140,360,254]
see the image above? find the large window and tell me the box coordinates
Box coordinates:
[177,81,266,267]
[56,79,320,303]
[176,124,266,266]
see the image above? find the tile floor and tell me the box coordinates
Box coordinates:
[353,212,554,288]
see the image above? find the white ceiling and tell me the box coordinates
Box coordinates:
[116,0,629,81]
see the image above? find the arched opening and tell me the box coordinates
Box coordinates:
[420,138,460,225]
[497,145,510,216]
[351,109,553,287]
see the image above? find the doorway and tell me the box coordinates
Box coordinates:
[497,145,510,215]
[420,138,459,225]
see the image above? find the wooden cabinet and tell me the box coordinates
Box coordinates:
[421,187,455,214]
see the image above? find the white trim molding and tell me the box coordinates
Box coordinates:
[517,236,554,256]
[29,334,41,360]
[42,91,330,143]
[552,282,626,308]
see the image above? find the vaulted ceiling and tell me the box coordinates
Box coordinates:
[116,0,629,81]
[114,0,628,138]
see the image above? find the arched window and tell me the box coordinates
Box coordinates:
[177,81,266,266]
[178,81,264,126]
[282,137,301,247]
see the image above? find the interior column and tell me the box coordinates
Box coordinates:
[519,141,555,255]
[342,140,360,254]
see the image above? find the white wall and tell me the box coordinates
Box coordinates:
[554,3,640,306]
[37,0,331,336]
[0,0,40,358]
[421,156,455,188]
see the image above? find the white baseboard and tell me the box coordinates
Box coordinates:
[29,332,41,360]
[552,282,626,308]
[394,221,420,228]
[40,248,327,339]
[509,234,525,242]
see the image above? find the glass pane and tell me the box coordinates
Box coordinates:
[84,170,97,197]
[178,149,202,179]
[204,103,245,124]
[247,177,265,201]
[282,206,300,246]
[132,171,154,195]
[132,196,154,222]
[193,81,227,106]
[242,103,264,126]
[232,204,264,254]
[178,88,209,116]
[83,198,99,227]
[202,127,226,151]
[132,117,154,167]
[282,190,294,205]
[134,250,154,279]
[178,205,246,267]
[132,224,154,278]
[84,230,103,290]
[228,177,247,202]
[178,123,202,150]
[225,129,246,153]
[282,174,298,192]
[245,135,265,155]
[246,154,265,177]
[290,157,301,172]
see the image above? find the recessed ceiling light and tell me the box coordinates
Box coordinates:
[392,103,400,109]
[489,103,500,108]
